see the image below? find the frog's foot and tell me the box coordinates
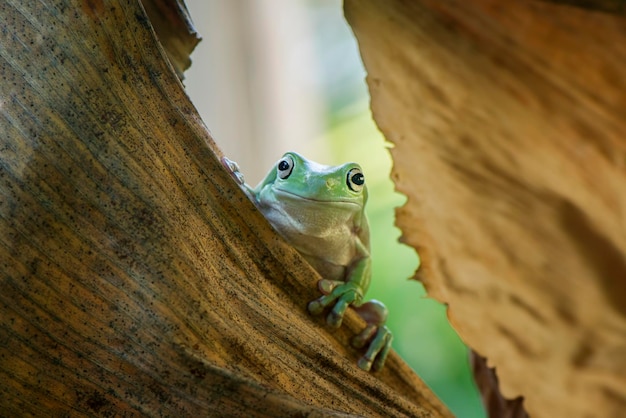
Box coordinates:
[307,280,363,329]
[221,156,246,186]
[352,300,393,372]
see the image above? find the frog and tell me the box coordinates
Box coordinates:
[222,152,392,371]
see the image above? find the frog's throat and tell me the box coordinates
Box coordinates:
[273,187,361,207]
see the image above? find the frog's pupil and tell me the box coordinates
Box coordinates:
[278,160,290,171]
[352,173,364,186]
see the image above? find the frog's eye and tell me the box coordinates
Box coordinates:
[277,155,295,179]
[347,168,365,193]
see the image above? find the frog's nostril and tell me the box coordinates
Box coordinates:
[326,178,339,189]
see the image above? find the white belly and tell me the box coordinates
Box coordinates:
[259,198,362,268]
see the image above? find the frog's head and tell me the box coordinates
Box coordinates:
[264,152,368,208]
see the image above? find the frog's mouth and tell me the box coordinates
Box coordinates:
[274,188,361,207]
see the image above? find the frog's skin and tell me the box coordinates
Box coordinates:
[222,152,392,371]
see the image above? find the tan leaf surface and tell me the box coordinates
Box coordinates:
[0,1,450,416]
[346,0,626,417]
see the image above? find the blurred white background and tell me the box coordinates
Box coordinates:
[185,0,366,183]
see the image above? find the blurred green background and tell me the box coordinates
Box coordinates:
[185,1,485,417]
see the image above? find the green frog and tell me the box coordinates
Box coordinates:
[222,152,392,371]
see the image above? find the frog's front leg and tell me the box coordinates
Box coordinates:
[307,258,393,372]
[307,254,370,329]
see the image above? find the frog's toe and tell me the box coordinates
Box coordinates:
[327,304,347,328]
[310,283,360,322]
[307,298,326,316]
[308,292,343,317]
[221,156,239,171]
[355,326,392,372]
[327,313,342,328]
[352,324,377,349]
[358,356,374,372]
[328,288,363,327]
[221,157,245,185]
[317,279,344,295]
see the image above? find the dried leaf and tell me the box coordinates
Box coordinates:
[0,1,451,416]
[346,0,626,417]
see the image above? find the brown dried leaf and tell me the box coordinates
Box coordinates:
[346,0,626,417]
[140,0,200,78]
[0,1,451,416]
